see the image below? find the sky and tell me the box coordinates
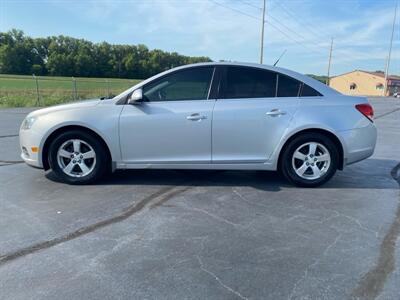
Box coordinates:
[1,0,399,76]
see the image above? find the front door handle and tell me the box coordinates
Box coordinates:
[266,109,287,117]
[187,113,207,121]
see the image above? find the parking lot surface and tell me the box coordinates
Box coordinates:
[0,98,399,299]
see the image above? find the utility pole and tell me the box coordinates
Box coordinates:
[326,38,333,86]
[383,3,397,97]
[259,0,266,64]
[33,74,40,106]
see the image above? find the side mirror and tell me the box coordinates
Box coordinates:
[128,88,143,104]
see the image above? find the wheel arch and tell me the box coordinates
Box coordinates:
[277,128,345,171]
[41,125,112,171]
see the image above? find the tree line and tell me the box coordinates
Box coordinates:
[0,29,212,79]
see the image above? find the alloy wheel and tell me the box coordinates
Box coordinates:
[291,142,331,180]
[57,139,96,177]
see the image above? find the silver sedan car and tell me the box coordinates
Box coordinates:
[19,62,377,187]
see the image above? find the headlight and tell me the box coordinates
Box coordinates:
[21,116,37,130]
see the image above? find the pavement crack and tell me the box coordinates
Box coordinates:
[149,186,192,209]
[375,107,400,120]
[0,160,24,166]
[0,134,18,138]
[188,206,241,227]
[0,160,23,163]
[351,162,400,300]
[196,255,248,300]
[233,189,270,208]
[288,233,342,300]
[0,184,189,266]
[328,209,379,238]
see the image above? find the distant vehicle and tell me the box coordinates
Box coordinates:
[20,62,377,187]
[393,92,400,98]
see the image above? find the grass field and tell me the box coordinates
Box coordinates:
[0,74,141,107]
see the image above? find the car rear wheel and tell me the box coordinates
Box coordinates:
[48,130,108,184]
[281,133,339,187]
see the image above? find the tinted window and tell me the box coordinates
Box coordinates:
[143,67,214,101]
[277,74,301,97]
[301,84,322,97]
[221,66,277,99]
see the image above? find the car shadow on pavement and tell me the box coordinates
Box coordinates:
[45,158,399,191]
[46,169,286,192]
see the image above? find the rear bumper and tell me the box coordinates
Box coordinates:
[339,123,377,166]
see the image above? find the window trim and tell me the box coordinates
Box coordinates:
[117,64,323,104]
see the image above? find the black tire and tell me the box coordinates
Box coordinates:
[280,133,339,187]
[48,130,108,184]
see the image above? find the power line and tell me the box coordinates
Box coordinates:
[275,1,328,42]
[237,0,262,10]
[265,19,327,55]
[208,0,260,20]
[209,0,328,57]
[266,13,330,51]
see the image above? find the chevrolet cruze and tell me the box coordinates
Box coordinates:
[20,62,377,187]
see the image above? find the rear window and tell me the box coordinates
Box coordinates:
[300,84,322,97]
[277,74,301,97]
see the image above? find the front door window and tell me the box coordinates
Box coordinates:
[143,67,214,102]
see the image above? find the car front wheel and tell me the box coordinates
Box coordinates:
[48,130,108,184]
[281,133,339,187]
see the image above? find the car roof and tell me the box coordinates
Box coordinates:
[115,61,339,100]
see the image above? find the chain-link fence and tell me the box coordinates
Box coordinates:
[0,74,141,107]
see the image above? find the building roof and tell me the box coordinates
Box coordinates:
[331,70,400,80]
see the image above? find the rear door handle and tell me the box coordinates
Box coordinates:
[187,113,207,121]
[266,109,287,117]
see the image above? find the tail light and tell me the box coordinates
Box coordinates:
[355,103,374,122]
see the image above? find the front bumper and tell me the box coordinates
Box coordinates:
[339,123,377,166]
[19,128,43,168]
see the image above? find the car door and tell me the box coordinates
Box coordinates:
[212,66,300,163]
[119,66,216,164]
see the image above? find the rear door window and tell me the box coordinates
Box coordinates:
[220,66,277,99]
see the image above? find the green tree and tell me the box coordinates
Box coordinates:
[0,29,213,78]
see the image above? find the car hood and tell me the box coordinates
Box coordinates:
[28,99,101,118]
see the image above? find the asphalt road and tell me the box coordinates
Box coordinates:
[0,98,399,299]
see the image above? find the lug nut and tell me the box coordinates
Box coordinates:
[73,160,76,163]
[314,158,317,161]
[306,162,309,166]
[80,155,83,159]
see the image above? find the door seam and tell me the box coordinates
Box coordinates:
[211,99,217,163]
